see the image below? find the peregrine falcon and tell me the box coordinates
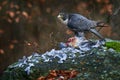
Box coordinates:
[57,12,107,39]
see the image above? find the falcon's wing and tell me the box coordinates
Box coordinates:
[67,14,92,31]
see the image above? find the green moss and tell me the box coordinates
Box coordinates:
[105,41,120,52]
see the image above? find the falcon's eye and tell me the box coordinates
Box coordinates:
[59,13,64,17]
[59,13,67,20]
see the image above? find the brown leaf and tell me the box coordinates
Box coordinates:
[0,49,4,54]
[9,44,14,49]
[16,11,21,15]
[22,11,29,18]
[106,4,113,14]
[37,76,45,80]
[8,11,15,18]
[49,70,57,77]
[0,6,2,10]
[2,1,8,6]
[10,2,14,8]
[11,40,18,44]
[15,17,20,23]
[38,70,79,80]
[46,8,51,13]
[27,3,32,8]
[14,5,19,9]
[70,70,78,78]
[103,0,110,4]
[66,29,74,35]
[0,29,4,34]
[96,0,102,3]
[7,18,12,23]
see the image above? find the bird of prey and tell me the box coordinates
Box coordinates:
[57,12,107,40]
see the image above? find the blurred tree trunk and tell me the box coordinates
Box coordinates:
[11,22,25,41]
[110,0,120,39]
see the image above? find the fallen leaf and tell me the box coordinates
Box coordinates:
[9,44,14,49]
[22,11,29,18]
[15,17,20,23]
[0,49,4,54]
[0,29,4,34]
[9,11,15,18]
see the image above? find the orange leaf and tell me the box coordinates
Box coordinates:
[0,29,4,34]
[0,49,4,54]
[37,76,45,80]
[9,11,15,18]
[22,11,29,18]
[9,44,14,49]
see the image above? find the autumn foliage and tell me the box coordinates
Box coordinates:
[37,70,79,80]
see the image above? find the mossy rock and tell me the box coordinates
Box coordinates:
[1,40,120,80]
[105,40,120,52]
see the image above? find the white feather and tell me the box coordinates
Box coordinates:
[63,19,68,25]
[57,15,68,25]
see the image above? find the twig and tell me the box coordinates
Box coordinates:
[113,6,120,16]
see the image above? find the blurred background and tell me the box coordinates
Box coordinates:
[0,0,120,75]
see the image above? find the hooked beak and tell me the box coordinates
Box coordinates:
[57,14,63,23]
[57,14,62,18]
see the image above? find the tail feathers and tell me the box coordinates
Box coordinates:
[96,22,109,27]
[89,29,104,39]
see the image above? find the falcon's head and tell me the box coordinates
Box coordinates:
[57,12,68,25]
[57,12,74,35]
